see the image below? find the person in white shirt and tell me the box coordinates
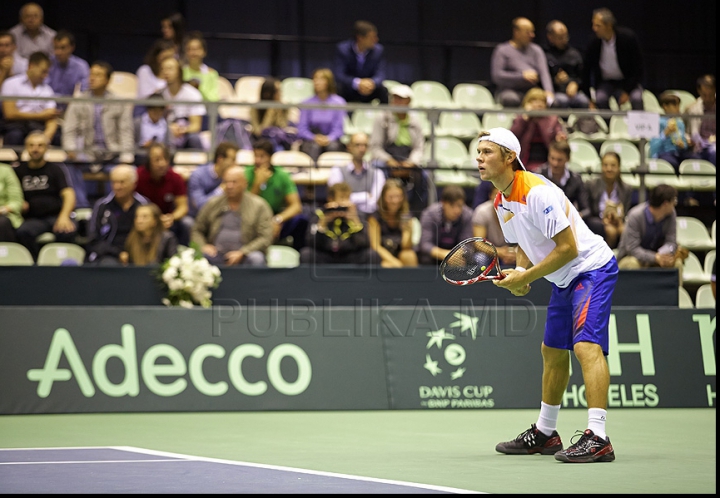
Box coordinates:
[0,31,29,88]
[1,50,59,146]
[8,3,56,58]
[327,132,385,217]
[476,128,618,463]
[160,57,206,150]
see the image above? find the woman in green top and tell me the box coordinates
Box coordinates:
[0,162,24,242]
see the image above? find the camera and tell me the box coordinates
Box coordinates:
[324,205,348,213]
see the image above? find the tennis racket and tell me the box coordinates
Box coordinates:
[440,237,506,286]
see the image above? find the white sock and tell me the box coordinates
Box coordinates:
[536,402,561,436]
[587,408,607,440]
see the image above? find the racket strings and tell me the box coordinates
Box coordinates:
[443,242,498,281]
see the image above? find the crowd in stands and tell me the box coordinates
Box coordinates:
[0,4,715,282]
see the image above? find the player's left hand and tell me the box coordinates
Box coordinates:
[494,269,531,296]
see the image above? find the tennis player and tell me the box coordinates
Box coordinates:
[476,128,618,463]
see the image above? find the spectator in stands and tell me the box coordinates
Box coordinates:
[0,31,28,88]
[334,20,388,105]
[328,132,385,218]
[63,60,134,208]
[136,39,175,100]
[135,143,190,246]
[616,184,686,281]
[187,141,239,218]
[585,151,633,250]
[418,185,473,266]
[544,20,589,109]
[246,138,307,251]
[47,30,89,107]
[367,178,418,268]
[160,57,206,150]
[510,88,567,172]
[8,3,56,58]
[249,77,299,152]
[370,84,429,217]
[192,165,273,267]
[490,17,555,108]
[649,91,690,173]
[120,203,178,266]
[160,12,186,60]
[14,131,75,259]
[0,161,24,242]
[85,164,149,265]
[583,8,644,111]
[538,140,602,236]
[300,181,380,265]
[685,74,716,166]
[1,51,59,146]
[182,31,219,102]
[297,67,347,162]
[134,93,172,165]
[472,184,516,267]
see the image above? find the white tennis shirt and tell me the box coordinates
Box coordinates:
[495,170,614,288]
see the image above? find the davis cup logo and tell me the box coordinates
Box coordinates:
[423,312,479,379]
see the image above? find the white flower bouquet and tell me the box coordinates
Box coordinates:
[156,244,222,308]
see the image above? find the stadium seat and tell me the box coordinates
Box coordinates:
[642,89,664,114]
[410,80,455,108]
[711,220,716,245]
[217,76,236,101]
[0,242,34,266]
[678,159,716,191]
[411,217,422,247]
[678,286,694,309]
[566,114,608,142]
[107,71,138,99]
[351,109,383,135]
[235,75,266,102]
[608,115,632,141]
[676,216,715,252]
[266,245,300,268]
[382,80,401,93]
[643,158,680,189]
[664,89,696,112]
[280,77,314,105]
[21,148,68,163]
[409,111,432,137]
[452,83,500,110]
[436,111,482,140]
[600,139,641,172]
[426,137,479,186]
[37,242,86,266]
[235,149,255,166]
[569,138,601,172]
[272,150,314,178]
[0,148,18,162]
[316,151,352,169]
[683,251,710,286]
[173,151,209,181]
[482,112,515,130]
[703,250,715,280]
[694,284,715,309]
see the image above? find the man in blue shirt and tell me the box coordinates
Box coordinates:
[48,30,89,110]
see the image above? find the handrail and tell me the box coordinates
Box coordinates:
[1,94,715,202]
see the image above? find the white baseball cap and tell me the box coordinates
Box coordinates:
[389,84,414,99]
[478,127,526,170]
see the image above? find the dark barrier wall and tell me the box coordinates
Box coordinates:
[0,0,714,94]
[0,267,680,306]
[0,307,714,414]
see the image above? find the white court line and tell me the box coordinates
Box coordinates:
[112,446,485,494]
[0,459,188,465]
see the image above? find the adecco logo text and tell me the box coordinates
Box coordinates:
[27,325,312,398]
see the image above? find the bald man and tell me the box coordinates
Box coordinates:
[490,16,554,108]
[9,3,57,58]
[192,165,274,266]
[85,164,149,265]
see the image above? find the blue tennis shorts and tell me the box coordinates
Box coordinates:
[544,257,619,355]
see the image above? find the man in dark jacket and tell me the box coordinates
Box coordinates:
[334,20,388,104]
[582,8,644,111]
